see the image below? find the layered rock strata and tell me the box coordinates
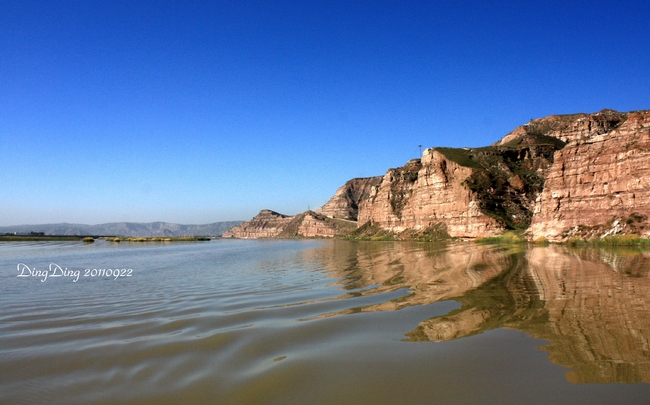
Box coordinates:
[357,155,506,238]
[316,176,383,220]
[222,210,293,239]
[529,110,650,241]
[222,210,356,239]
[226,108,650,241]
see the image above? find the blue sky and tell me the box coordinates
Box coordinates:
[1,0,648,225]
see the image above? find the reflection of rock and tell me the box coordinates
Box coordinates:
[411,245,650,384]
[524,246,650,384]
[416,308,493,341]
[304,241,515,315]
[305,241,650,384]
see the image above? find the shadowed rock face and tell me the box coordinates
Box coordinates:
[301,241,650,384]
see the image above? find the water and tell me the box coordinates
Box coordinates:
[1,239,649,404]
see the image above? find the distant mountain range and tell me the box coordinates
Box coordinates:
[0,221,243,237]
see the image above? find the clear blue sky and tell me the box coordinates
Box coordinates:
[1,0,648,225]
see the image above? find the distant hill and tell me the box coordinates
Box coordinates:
[0,221,243,237]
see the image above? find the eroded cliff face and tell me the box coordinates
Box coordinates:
[227,108,650,240]
[358,109,650,240]
[316,176,383,221]
[497,109,629,147]
[529,110,650,241]
[357,154,506,238]
[356,132,563,238]
[277,210,357,238]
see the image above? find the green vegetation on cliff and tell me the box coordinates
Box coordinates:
[435,131,567,231]
[343,221,395,241]
[343,221,452,242]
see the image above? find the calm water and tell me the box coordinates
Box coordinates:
[1,239,649,404]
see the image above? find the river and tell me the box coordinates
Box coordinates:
[1,239,649,404]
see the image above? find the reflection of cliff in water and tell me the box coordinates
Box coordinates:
[305,242,650,384]
[524,247,650,384]
[302,241,517,314]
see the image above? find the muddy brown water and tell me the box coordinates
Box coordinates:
[1,240,649,404]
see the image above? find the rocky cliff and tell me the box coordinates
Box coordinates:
[222,210,356,239]
[222,210,293,239]
[316,176,383,220]
[356,155,502,238]
[357,130,565,237]
[529,110,650,241]
[226,108,650,241]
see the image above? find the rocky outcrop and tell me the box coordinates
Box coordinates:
[497,109,629,147]
[316,176,383,220]
[222,210,356,239]
[529,110,650,241]
[227,108,650,241]
[222,210,293,239]
[357,109,650,240]
[357,155,506,238]
[276,211,357,238]
[357,132,564,238]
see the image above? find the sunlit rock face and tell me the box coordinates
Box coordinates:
[303,241,650,384]
[227,109,650,240]
[222,210,294,239]
[530,110,650,241]
[357,152,505,238]
[358,109,650,240]
[222,210,356,239]
[278,211,357,238]
[316,177,383,221]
